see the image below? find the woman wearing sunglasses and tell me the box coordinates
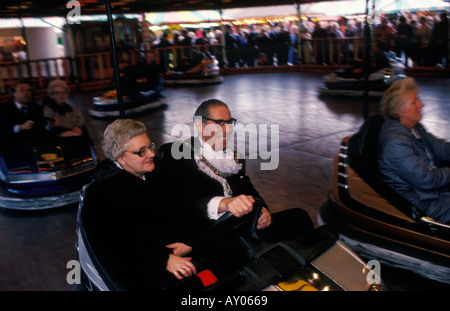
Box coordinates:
[82,119,202,290]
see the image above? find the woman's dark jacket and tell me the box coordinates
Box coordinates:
[81,159,181,290]
[154,137,262,245]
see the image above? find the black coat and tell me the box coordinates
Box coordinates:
[82,159,181,290]
[154,137,264,245]
[154,137,315,248]
[0,100,48,148]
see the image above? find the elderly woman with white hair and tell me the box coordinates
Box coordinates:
[377,77,450,224]
[82,119,203,290]
[42,79,84,137]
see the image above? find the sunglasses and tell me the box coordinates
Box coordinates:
[126,142,156,157]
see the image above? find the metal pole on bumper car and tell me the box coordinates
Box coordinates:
[105,0,125,119]
[362,0,371,121]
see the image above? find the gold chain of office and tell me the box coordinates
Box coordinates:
[184,141,240,195]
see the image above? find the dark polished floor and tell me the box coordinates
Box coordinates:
[0,72,449,291]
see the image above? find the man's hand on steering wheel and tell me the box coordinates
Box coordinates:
[219,195,255,217]
[219,195,272,229]
[209,197,269,239]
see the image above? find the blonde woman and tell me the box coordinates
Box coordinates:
[43,79,84,137]
[378,78,450,223]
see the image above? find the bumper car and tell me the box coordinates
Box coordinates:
[164,52,223,86]
[75,183,380,291]
[89,77,166,118]
[0,136,97,210]
[318,52,406,97]
[319,115,450,285]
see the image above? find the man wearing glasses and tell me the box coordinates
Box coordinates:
[155,99,314,270]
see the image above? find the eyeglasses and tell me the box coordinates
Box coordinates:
[204,117,237,127]
[51,91,67,95]
[126,142,156,157]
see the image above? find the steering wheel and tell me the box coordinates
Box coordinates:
[207,198,265,239]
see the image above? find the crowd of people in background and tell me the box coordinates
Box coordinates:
[141,10,448,70]
[374,12,448,67]
[0,11,447,77]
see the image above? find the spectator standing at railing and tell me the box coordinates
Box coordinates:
[155,32,173,72]
[338,18,347,39]
[299,24,312,64]
[179,29,193,67]
[343,20,358,64]
[273,22,291,66]
[430,12,449,67]
[374,17,397,52]
[171,30,183,68]
[288,24,299,65]
[327,22,343,65]
[195,29,210,46]
[212,29,225,68]
[12,44,27,61]
[224,24,241,68]
[240,27,259,67]
[194,29,208,54]
[410,19,420,67]
[255,25,275,66]
[394,16,414,66]
[312,21,328,65]
[416,16,433,66]
[172,30,183,46]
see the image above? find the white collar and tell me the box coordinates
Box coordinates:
[196,137,241,175]
[14,101,26,111]
[198,137,235,161]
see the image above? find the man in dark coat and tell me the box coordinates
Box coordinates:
[224,24,241,68]
[154,99,314,269]
[274,23,291,65]
[0,80,49,149]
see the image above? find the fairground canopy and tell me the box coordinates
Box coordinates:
[1,0,447,20]
[0,0,352,18]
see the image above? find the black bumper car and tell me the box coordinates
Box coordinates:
[164,52,223,86]
[75,183,380,291]
[0,136,97,210]
[319,115,450,285]
[318,52,406,97]
[89,78,166,118]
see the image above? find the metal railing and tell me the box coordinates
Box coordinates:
[1,36,446,102]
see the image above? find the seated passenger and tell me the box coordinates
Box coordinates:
[337,40,390,79]
[170,50,213,74]
[42,79,92,164]
[378,78,450,224]
[0,80,49,149]
[155,99,315,266]
[121,50,163,95]
[82,119,202,290]
[42,79,84,137]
